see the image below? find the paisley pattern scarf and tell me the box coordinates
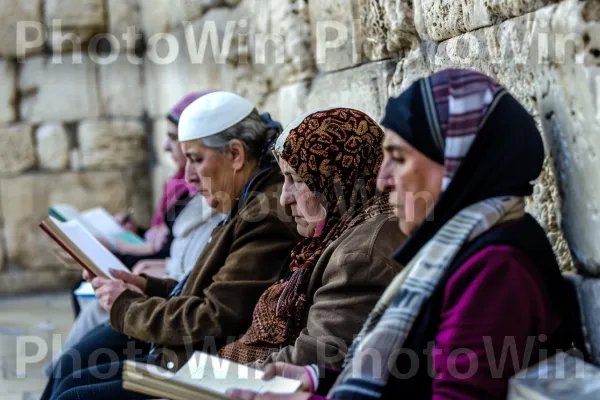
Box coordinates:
[218,108,390,363]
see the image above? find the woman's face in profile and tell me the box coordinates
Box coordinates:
[377,130,444,236]
[181,140,237,213]
[278,159,326,238]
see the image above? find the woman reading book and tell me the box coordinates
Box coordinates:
[44,92,226,378]
[42,92,301,400]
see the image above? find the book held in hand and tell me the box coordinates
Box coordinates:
[122,352,302,400]
[49,204,145,245]
[40,216,130,279]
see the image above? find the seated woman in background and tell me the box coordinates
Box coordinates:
[68,92,210,317]
[228,69,573,400]
[42,91,301,400]
[44,92,225,378]
[105,92,211,269]
[219,107,405,368]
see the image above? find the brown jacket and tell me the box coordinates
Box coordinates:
[250,213,405,369]
[110,168,300,370]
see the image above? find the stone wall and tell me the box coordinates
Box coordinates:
[144,0,599,274]
[0,0,151,295]
[1,0,597,294]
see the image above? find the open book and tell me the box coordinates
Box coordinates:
[122,352,302,400]
[40,216,130,279]
[49,204,145,244]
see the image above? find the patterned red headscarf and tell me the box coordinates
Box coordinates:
[218,108,390,363]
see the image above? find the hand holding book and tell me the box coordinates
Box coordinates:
[92,269,146,312]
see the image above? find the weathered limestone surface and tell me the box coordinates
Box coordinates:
[360,0,419,58]
[534,0,600,275]
[262,81,310,127]
[107,0,139,50]
[45,0,105,29]
[242,0,315,87]
[123,167,153,228]
[564,274,600,365]
[414,0,554,42]
[0,270,80,294]
[98,57,144,118]
[0,125,36,176]
[0,60,16,124]
[36,124,70,170]
[143,9,236,118]
[308,0,364,72]
[45,0,105,52]
[19,55,100,123]
[139,0,241,35]
[309,0,418,72]
[0,0,45,57]
[306,60,396,122]
[78,120,147,169]
[0,172,129,269]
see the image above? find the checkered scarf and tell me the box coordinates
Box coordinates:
[330,70,524,399]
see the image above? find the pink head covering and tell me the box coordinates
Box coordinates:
[151,91,214,226]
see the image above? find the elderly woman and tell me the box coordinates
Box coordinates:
[43,92,225,378]
[227,70,572,400]
[218,108,404,368]
[43,92,300,400]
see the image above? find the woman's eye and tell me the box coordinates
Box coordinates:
[391,155,405,164]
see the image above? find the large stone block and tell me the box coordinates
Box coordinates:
[170,0,242,31]
[123,167,153,229]
[241,0,314,87]
[261,81,309,127]
[0,0,45,57]
[107,0,139,50]
[0,60,16,124]
[35,124,70,170]
[98,57,144,118]
[19,55,100,123]
[45,0,105,52]
[139,0,240,35]
[0,125,36,176]
[305,60,396,122]
[45,0,104,29]
[533,0,600,275]
[78,120,147,169]
[143,9,238,118]
[0,172,129,269]
[564,274,600,365]
[0,270,81,295]
[414,0,553,42]
[309,0,418,72]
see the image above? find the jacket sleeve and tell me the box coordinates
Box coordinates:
[109,212,299,346]
[142,275,178,298]
[252,252,399,369]
[431,246,556,400]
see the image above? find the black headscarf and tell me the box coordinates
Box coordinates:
[381,69,545,266]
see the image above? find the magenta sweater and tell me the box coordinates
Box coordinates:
[310,245,561,400]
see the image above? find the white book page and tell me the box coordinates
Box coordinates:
[52,217,129,279]
[79,207,126,239]
[175,353,301,395]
